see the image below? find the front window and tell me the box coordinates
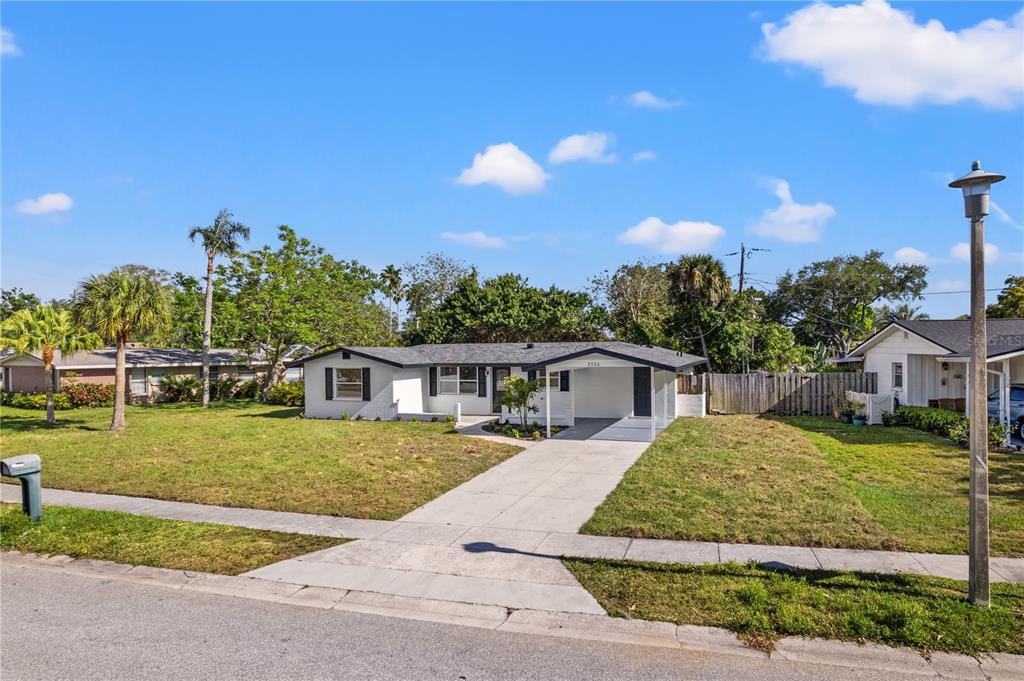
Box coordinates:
[892,362,903,389]
[540,370,560,389]
[208,365,220,381]
[440,366,477,395]
[335,368,363,400]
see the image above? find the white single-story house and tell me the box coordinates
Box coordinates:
[288,341,706,438]
[847,319,1024,430]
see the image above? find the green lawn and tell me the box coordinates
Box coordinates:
[0,402,520,520]
[581,415,1024,556]
[1,503,341,575]
[565,558,1024,655]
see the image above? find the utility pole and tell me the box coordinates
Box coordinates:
[725,243,770,293]
[949,160,1005,607]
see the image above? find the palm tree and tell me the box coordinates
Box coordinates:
[879,302,929,324]
[73,271,171,431]
[0,306,101,425]
[667,254,732,371]
[189,209,250,407]
[379,264,405,334]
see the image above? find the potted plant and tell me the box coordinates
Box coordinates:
[839,400,856,424]
[851,401,867,426]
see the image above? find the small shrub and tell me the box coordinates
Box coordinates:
[532,431,542,440]
[880,410,895,427]
[209,377,240,401]
[160,374,202,403]
[445,414,455,423]
[1,391,72,410]
[340,411,349,420]
[374,416,381,421]
[394,415,402,422]
[265,381,304,406]
[431,415,439,422]
[236,379,260,400]
[61,376,114,408]
[892,406,1007,450]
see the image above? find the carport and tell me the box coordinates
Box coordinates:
[523,346,705,442]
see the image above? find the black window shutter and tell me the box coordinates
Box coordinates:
[429,367,438,397]
[342,351,351,360]
[361,367,371,401]
[325,367,333,400]
[560,371,570,392]
[477,366,487,398]
[527,370,536,382]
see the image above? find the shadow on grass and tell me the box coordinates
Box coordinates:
[234,407,302,419]
[0,414,103,434]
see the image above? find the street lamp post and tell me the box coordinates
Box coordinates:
[949,160,1005,607]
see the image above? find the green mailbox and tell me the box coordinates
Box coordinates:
[2,454,42,522]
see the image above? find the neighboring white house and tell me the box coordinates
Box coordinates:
[288,341,706,438]
[847,319,1024,430]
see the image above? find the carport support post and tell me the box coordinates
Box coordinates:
[569,368,575,428]
[545,367,551,438]
[1002,360,1011,440]
[650,367,656,442]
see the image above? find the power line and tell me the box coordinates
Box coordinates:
[741,276,1008,299]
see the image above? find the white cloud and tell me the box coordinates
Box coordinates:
[950,242,1000,262]
[617,217,726,254]
[991,201,1023,231]
[548,132,616,165]
[439,230,509,250]
[625,90,685,110]
[456,143,550,195]
[761,1,1024,108]
[928,279,967,293]
[15,192,74,215]
[1,28,20,57]
[750,178,835,243]
[632,150,657,162]
[892,246,931,266]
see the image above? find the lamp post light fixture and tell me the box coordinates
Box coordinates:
[948,160,1005,607]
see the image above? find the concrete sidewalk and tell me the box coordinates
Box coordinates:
[5,483,1023,586]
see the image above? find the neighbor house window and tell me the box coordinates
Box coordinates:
[335,368,363,400]
[208,366,220,381]
[892,362,903,389]
[149,367,166,386]
[238,368,256,382]
[440,366,478,395]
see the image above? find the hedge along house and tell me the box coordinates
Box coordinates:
[847,319,1024,433]
[0,347,262,403]
[289,341,706,440]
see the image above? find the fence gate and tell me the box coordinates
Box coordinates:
[684,372,877,416]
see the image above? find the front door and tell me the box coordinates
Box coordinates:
[633,367,651,417]
[492,367,510,413]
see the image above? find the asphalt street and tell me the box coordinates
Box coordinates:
[0,565,925,681]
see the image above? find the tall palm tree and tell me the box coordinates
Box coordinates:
[880,302,929,324]
[379,264,405,334]
[0,306,101,425]
[73,271,171,431]
[189,209,250,407]
[667,254,732,371]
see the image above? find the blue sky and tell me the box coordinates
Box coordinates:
[2,1,1022,318]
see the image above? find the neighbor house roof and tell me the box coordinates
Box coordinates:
[849,319,1024,361]
[289,341,706,372]
[0,347,261,369]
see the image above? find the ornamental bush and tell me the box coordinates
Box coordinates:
[61,374,114,408]
[890,405,1007,449]
[1,391,72,410]
[266,380,304,406]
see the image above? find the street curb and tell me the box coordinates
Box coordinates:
[4,550,1022,678]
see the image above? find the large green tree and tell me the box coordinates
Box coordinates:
[189,209,251,408]
[987,275,1024,319]
[73,271,172,430]
[1,288,41,320]
[0,306,101,425]
[402,253,474,330]
[666,255,732,371]
[408,273,606,344]
[766,250,927,356]
[220,226,390,393]
[591,261,670,346]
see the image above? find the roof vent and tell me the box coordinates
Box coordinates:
[525,342,534,349]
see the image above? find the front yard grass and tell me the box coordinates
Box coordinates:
[0,503,341,575]
[0,403,521,520]
[565,558,1024,655]
[581,415,1023,556]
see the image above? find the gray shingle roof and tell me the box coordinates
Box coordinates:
[292,341,705,372]
[855,319,1024,359]
[1,348,259,368]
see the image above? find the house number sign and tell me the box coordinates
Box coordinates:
[586,361,601,367]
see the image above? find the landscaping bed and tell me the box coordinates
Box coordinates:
[581,415,1023,556]
[482,418,565,440]
[0,403,521,520]
[565,558,1024,655]
[0,503,341,575]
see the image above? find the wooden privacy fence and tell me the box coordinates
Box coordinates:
[677,372,877,416]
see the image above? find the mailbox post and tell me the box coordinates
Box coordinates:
[1,454,42,522]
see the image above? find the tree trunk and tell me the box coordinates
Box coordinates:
[694,316,713,373]
[44,360,56,426]
[111,339,126,431]
[201,253,215,408]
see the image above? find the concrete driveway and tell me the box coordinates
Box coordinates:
[246,422,652,613]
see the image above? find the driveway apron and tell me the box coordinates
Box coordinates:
[245,419,651,614]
